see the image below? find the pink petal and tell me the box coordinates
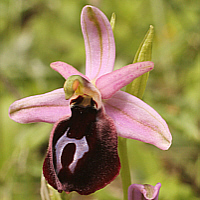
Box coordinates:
[104,91,172,150]
[96,61,154,99]
[128,183,161,200]
[81,5,115,80]
[50,61,88,80]
[9,88,71,124]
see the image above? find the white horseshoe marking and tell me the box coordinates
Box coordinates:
[55,128,89,173]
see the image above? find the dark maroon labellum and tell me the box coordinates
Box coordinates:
[43,101,120,195]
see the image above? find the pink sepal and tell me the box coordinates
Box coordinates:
[81,6,115,80]
[104,91,172,150]
[9,88,71,124]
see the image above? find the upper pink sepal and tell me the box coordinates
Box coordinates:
[9,88,71,124]
[104,91,172,150]
[81,5,115,80]
[50,61,88,80]
[96,61,154,99]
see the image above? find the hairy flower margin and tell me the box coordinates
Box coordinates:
[9,5,172,195]
[128,183,161,200]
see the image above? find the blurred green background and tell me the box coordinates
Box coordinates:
[0,0,199,199]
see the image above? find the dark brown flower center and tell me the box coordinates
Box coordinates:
[43,95,120,195]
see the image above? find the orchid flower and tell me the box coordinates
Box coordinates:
[128,183,161,200]
[9,5,172,195]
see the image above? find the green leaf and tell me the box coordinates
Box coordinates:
[126,25,154,99]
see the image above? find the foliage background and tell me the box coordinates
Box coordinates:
[0,0,199,199]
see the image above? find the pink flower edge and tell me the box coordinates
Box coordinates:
[128,183,161,200]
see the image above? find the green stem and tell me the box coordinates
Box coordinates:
[118,25,154,200]
[118,137,131,200]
